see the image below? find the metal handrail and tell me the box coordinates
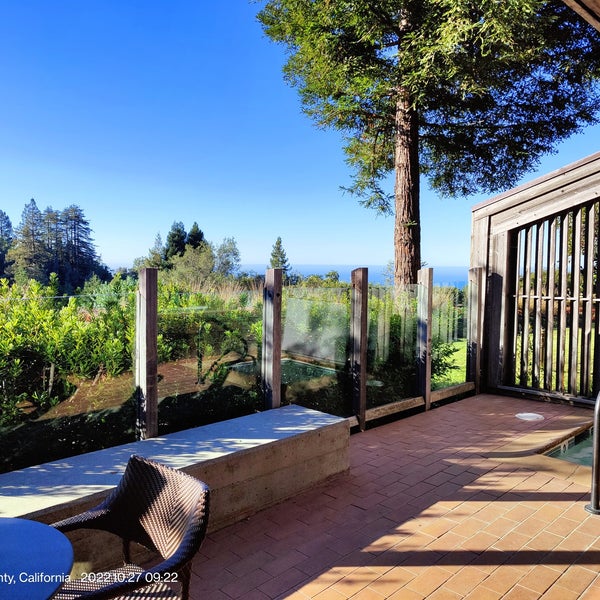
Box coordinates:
[585,391,600,515]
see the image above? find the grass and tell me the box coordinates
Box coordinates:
[432,338,468,390]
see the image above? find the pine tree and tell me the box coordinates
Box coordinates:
[141,233,168,269]
[186,222,205,249]
[164,221,187,261]
[269,237,290,276]
[0,210,13,278]
[61,205,98,290]
[42,207,62,278]
[7,199,51,283]
[6,200,106,289]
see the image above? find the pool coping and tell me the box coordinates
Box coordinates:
[482,412,594,486]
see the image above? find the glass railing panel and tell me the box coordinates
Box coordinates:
[366,284,419,408]
[279,285,352,417]
[0,278,138,473]
[431,285,468,390]
[156,287,263,433]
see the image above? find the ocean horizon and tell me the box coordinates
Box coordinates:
[241,264,469,287]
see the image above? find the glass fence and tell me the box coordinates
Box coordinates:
[367,285,420,408]
[279,285,352,417]
[155,288,263,433]
[0,276,471,473]
[0,280,138,473]
[430,285,468,390]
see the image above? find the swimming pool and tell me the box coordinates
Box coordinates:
[230,359,337,385]
[546,427,594,467]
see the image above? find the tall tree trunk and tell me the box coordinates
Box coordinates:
[394,92,421,287]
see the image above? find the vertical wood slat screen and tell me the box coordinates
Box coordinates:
[509,200,600,398]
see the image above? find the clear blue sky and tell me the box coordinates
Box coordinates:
[1,1,599,271]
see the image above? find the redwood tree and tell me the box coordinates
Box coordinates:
[257,0,600,285]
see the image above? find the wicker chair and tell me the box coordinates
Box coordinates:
[51,454,210,600]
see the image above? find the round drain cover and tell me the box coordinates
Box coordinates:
[516,412,545,421]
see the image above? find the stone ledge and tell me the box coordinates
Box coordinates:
[0,406,350,572]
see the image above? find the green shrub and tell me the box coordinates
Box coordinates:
[0,277,136,425]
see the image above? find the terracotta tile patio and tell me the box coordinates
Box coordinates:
[189,394,600,599]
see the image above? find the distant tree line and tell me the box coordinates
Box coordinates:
[134,221,243,290]
[0,205,248,293]
[0,200,110,293]
[0,202,347,294]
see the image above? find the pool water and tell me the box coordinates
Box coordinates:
[230,359,337,385]
[546,428,594,467]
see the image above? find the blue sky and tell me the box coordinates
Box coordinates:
[1,1,599,272]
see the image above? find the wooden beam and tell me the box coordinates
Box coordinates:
[562,0,600,31]
[351,268,368,431]
[262,268,282,409]
[472,152,600,222]
[472,152,600,237]
[467,267,484,393]
[345,396,426,428]
[135,267,158,440]
[431,382,475,403]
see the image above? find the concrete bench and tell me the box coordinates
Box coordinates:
[0,405,350,572]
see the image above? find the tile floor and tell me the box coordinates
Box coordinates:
[189,394,600,599]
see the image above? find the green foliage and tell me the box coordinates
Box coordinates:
[431,337,460,383]
[0,279,66,424]
[0,275,266,427]
[164,221,187,261]
[198,307,262,383]
[283,286,351,365]
[136,228,242,288]
[258,0,600,281]
[155,283,264,387]
[5,199,109,292]
[161,244,215,290]
[0,210,12,279]
[135,233,168,270]
[259,0,600,201]
[432,339,466,390]
[430,285,466,387]
[269,237,291,275]
[370,308,419,400]
[186,222,205,249]
[0,266,468,455]
[0,276,136,425]
[214,237,241,278]
[293,271,347,287]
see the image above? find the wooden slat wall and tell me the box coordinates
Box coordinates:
[470,151,600,400]
[506,202,599,398]
[557,214,569,392]
[544,218,557,390]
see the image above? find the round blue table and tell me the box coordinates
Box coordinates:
[0,517,73,600]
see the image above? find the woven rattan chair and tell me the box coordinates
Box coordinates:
[51,454,210,600]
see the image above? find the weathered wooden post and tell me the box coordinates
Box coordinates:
[262,268,282,409]
[467,267,484,394]
[135,267,158,439]
[351,268,368,431]
[417,268,433,410]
